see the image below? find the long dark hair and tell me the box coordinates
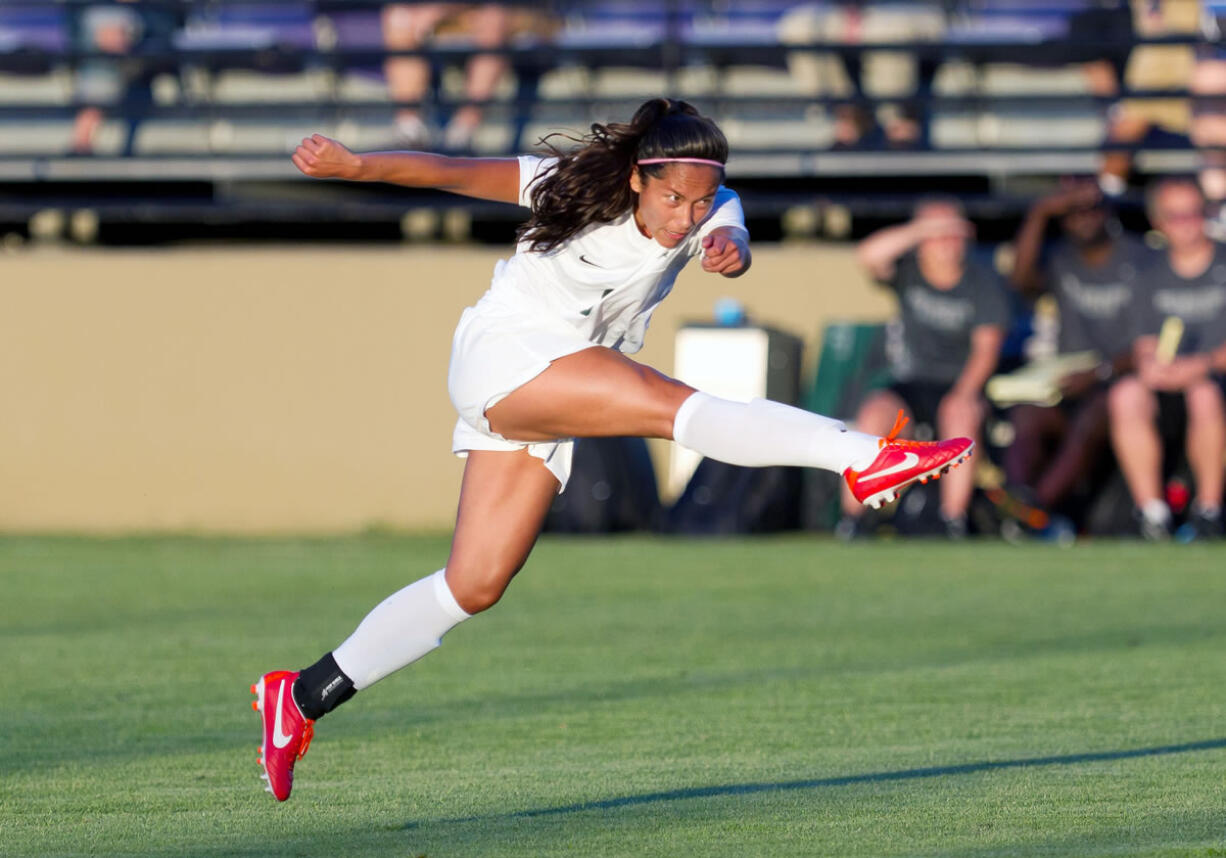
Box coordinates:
[518,98,728,253]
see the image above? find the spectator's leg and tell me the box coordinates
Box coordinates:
[119,73,155,158]
[1184,377,1226,511]
[1100,110,1150,195]
[71,107,104,155]
[383,3,450,143]
[1085,58,1122,188]
[445,4,513,149]
[1108,376,1164,512]
[1003,403,1063,490]
[936,392,983,521]
[1034,389,1110,509]
[1083,58,1120,99]
[839,389,908,518]
[1190,59,1226,213]
[885,57,935,149]
[72,12,137,156]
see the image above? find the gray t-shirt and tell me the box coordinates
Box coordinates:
[885,251,1011,384]
[1047,236,1146,359]
[1126,242,1226,356]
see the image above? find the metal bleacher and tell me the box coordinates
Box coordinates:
[0,0,1210,236]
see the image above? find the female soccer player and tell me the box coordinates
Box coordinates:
[253,98,974,801]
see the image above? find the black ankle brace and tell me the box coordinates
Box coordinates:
[292,652,356,720]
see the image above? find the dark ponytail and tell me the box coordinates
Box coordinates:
[518,98,728,253]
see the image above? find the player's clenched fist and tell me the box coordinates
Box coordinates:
[701,228,750,277]
[292,134,363,180]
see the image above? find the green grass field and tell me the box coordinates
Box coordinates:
[2,535,1225,858]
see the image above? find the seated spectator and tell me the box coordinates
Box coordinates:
[779,1,944,150]
[837,198,1009,539]
[1108,177,1226,540]
[71,0,180,156]
[381,3,512,151]
[1003,178,1145,518]
[1190,6,1226,232]
[1096,0,1199,195]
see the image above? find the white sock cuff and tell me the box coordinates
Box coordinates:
[672,390,708,445]
[432,569,471,622]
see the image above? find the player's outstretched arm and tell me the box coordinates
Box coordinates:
[291,134,520,205]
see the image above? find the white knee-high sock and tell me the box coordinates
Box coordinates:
[672,392,880,473]
[332,569,471,690]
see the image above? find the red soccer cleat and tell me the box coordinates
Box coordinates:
[251,670,314,801]
[843,411,975,510]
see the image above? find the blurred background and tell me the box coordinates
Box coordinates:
[3,0,1224,540]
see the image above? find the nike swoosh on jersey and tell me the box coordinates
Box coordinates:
[867,451,920,479]
[272,679,295,749]
[579,255,603,267]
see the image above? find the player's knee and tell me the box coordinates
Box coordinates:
[445,562,518,614]
[647,373,694,438]
[448,576,506,615]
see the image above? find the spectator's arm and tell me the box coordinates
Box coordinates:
[1011,184,1101,295]
[1132,334,1215,391]
[1133,334,1160,386]
[1205,337,1226,374]
[1109,345,1137,376]
[1010,201,1054,295]
[951,324,1005,400]
[1058,345,1137,397]
[856,216,972,283]
[856,221,926,282]
[1168,351,1218,388]
[292,135,520,204]
[1134,335,1158,363]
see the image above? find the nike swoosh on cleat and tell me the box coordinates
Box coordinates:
[868,451,920,480]
[272,679,295,749]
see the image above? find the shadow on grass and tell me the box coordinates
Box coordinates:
[406,737,1226,828]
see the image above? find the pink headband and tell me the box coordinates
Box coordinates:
[637,157,725,168]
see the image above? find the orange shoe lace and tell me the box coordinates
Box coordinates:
[297,720,315,760]
[878,410,927,450]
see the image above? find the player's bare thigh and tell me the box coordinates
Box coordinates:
[485,346,694,442]
[444,448,560,614]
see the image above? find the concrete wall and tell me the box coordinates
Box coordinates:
[1,243,893,533]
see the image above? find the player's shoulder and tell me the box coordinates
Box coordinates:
[517,154,561,208]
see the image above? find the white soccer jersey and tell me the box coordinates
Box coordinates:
[448,154,748,490]
[477,155,748,354]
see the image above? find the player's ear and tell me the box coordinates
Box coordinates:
[629,167,644,195]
